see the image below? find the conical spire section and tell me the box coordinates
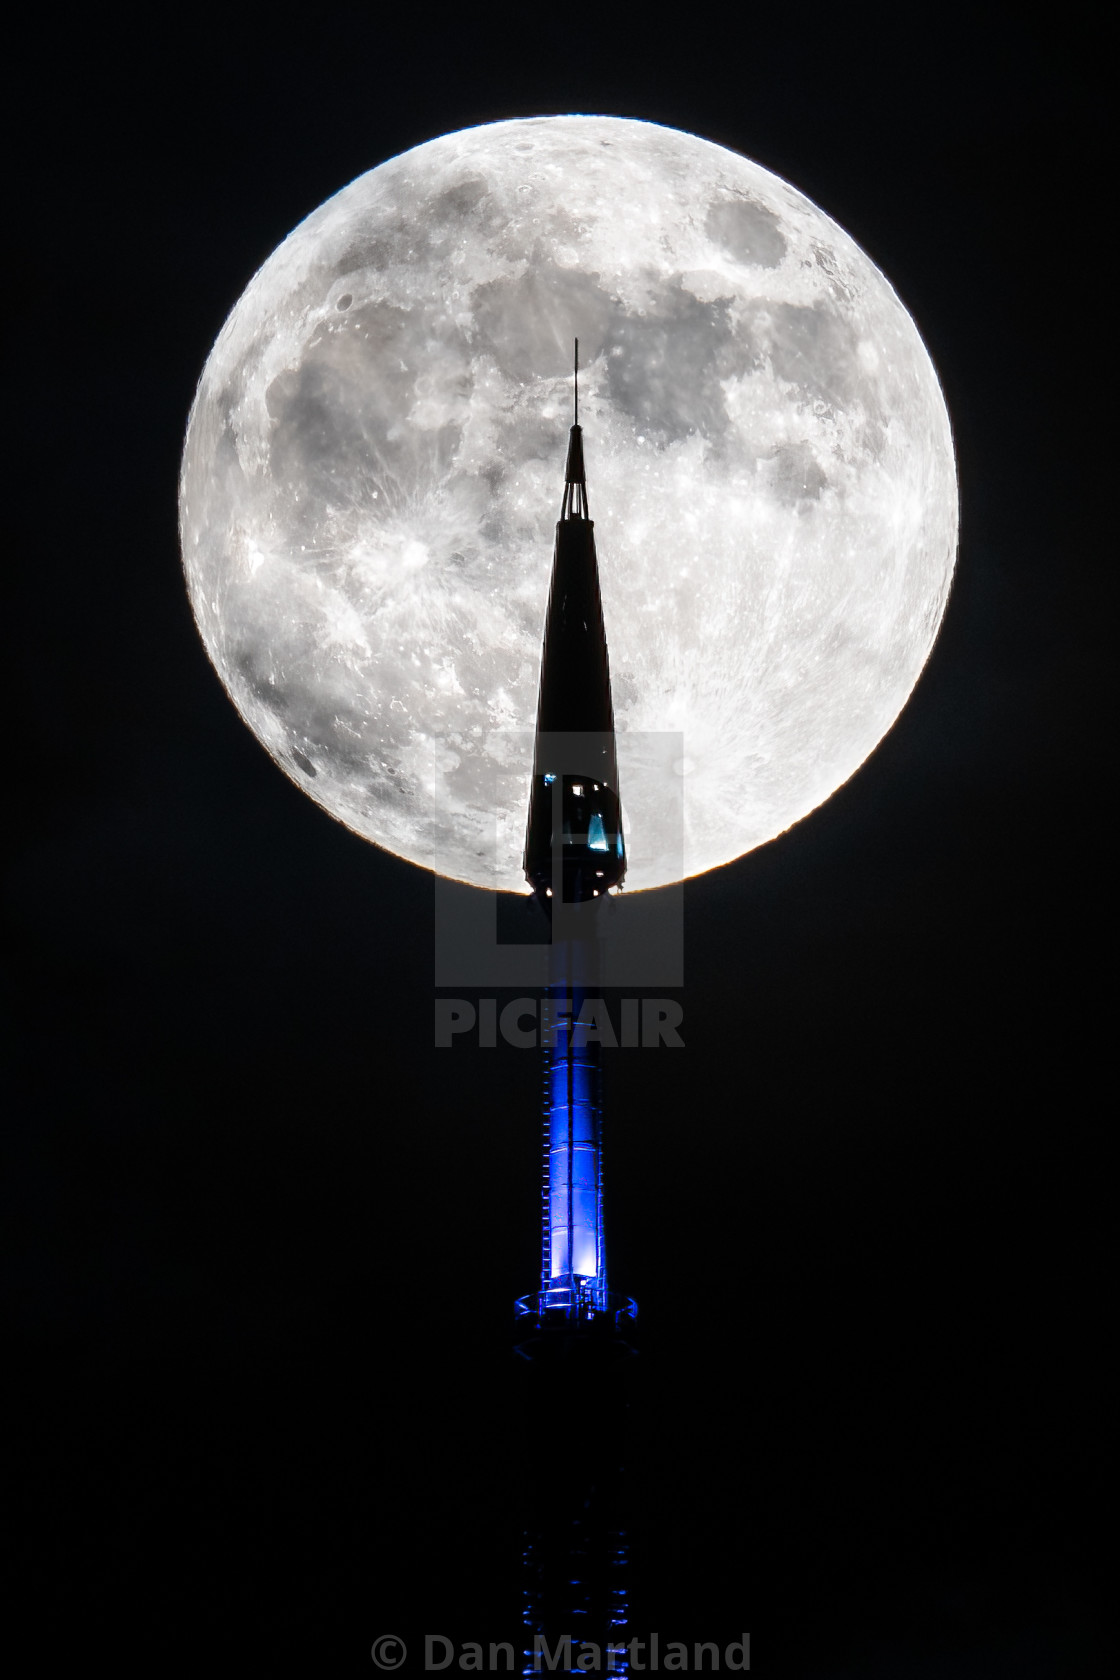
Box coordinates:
[523,342,626,904]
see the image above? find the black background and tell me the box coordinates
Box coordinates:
[8,4,1112,1674]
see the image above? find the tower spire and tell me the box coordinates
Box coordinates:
[516,345,636,1656]
[561,339,589,521]
[517,361,634,1345]
[523,349,623,904]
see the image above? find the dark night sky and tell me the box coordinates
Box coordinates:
[7,5,1112,1674]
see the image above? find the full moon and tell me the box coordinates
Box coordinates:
[180,117,956,891]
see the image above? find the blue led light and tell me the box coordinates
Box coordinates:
[588,812,609,851]
[543,990,604,1298]
[544,772,556,785]
[548,1037,599,1279]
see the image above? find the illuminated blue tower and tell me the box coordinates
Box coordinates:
[514,346,636,1673]
[516,343,636,1352]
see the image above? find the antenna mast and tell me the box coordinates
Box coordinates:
[560,339,589,521]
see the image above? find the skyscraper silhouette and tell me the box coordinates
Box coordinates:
[516,346,636,1676]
